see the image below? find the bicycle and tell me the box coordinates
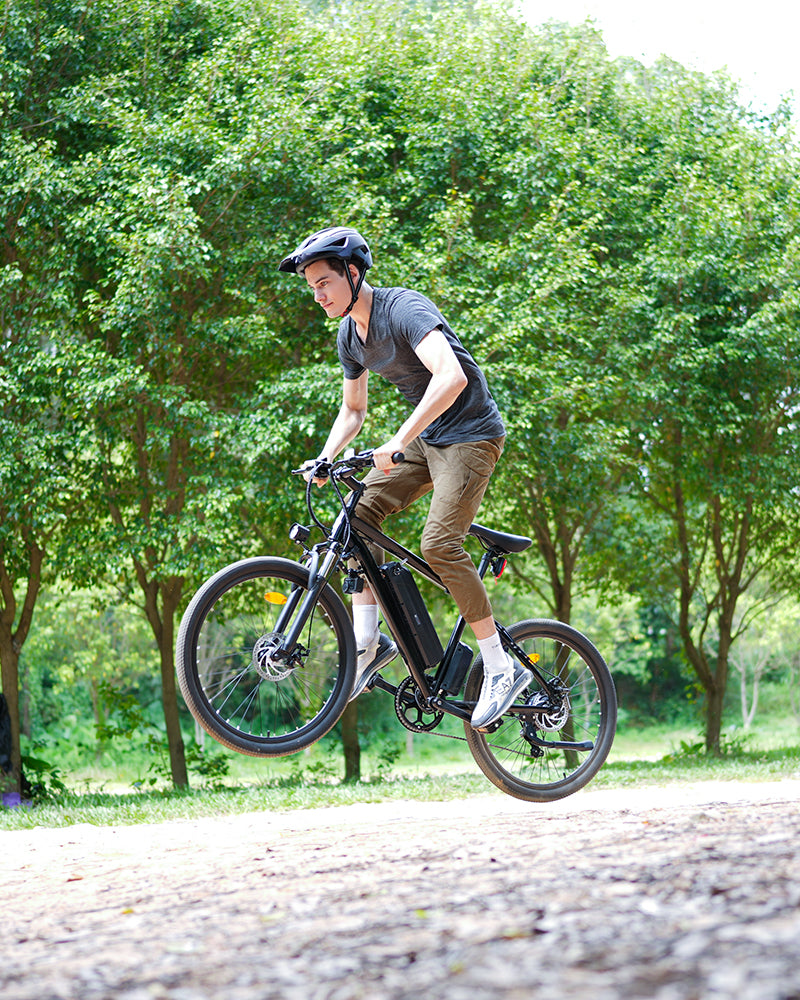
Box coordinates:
[176,451,617,802]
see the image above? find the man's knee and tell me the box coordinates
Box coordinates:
[420,525,462,570]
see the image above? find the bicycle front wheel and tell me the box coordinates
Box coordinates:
[464,619,617,802]
[176,557,356,757]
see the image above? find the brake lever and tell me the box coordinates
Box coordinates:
[291,459,331,479]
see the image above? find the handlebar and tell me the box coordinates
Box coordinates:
[292,450,404,480]
[290,449,405,542]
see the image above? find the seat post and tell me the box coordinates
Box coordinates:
[476,548,494,581]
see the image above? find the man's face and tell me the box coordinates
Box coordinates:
[304,259,353,318]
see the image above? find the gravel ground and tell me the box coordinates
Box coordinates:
[3,779,800,1000]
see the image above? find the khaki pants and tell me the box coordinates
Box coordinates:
[355,436,505,623]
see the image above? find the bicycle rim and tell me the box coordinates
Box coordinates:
[176,557,356,757]
[464,619,617,801]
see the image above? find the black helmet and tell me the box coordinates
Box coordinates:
[278,226,373,274]
[278,226,373,317]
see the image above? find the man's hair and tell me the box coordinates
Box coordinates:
[309,256,363,278]
[322,257,365,278]
[325,257,347,276]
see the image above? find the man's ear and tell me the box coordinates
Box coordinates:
[348,262,361,282]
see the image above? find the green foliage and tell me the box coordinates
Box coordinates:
[138,740,232,790]
[19,752,68,801]
[3,0,800,787]
[661,730,751,763]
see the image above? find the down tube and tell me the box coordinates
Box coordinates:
[347,534,438,690]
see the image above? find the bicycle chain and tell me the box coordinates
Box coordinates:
[398,702,546,760]
[390,674,553,753]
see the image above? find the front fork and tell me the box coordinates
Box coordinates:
[270,514,351,665]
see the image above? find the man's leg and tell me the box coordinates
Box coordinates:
[417,437,503,627]
[416,438,532,727]
[348,440,433,699]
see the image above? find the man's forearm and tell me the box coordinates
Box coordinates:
[319,405,365,460]
[395,370,466,448]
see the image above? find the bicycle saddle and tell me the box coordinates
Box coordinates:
[468,522,532,554]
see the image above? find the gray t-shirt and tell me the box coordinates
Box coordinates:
[336,287,505,447]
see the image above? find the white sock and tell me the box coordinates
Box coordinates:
[477,632,509,675]
[353,604,380,650]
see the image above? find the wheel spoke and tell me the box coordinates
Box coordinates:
[464,619,616,801]
[177,558,355,756]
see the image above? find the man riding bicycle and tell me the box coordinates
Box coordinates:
[278,226,531,729]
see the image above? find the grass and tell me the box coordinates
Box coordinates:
[593,744,800,790]
[0,772,495,831]
[3,722,800,832]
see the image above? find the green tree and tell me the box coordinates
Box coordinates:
[0,334,129,792]
[19,587,160,758]
[618,63,800,751]
[0,0,130,791]
[7,0,800,785]
[54,0,383,783]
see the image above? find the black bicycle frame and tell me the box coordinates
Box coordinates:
[278,468,593,748]
[274,475,477,718]
[346,515,474,708]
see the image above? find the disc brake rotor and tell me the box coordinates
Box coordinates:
[527,684,570,732]
[252,633,294,681]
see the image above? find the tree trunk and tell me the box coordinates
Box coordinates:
[139,572,188,787]
[0,647,21,795]
[91,678,107,762]
[704,682,725,755]
[341,701,361,782]
[680,630,728,756]
[328,574,361,781]
[160,655,188,786]
[0,543,44,795]
[702,621,732,755]
[158,592,188,787]
[738,655,763,731]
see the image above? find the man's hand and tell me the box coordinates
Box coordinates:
[372,439,406,474]
[300,457,330,487]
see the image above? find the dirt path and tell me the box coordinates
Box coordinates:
[3,779,800,1000]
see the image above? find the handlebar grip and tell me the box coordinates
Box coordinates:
[392,452,404,464]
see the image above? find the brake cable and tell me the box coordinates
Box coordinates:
[303,456,357,551]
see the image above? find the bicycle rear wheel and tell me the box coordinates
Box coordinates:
[464,618,616,801]
[176,557,356,757]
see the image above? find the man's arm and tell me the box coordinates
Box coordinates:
[315,371,369,466]
[372,328,467,469]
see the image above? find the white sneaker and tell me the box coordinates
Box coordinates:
[471,658,532,730]
[349,632,398,701]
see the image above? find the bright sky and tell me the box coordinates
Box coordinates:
[517,0,798,116]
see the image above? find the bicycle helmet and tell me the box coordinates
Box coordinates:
[278,226,373,274]
[278,227,373,316]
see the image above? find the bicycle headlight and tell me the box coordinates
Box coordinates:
[289,522,311,544]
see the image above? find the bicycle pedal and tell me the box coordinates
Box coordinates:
[473,718,505,734]
[369,674,396,695]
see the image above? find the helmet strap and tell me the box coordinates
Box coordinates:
[341,264,366,317]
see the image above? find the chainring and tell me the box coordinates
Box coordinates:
[394,676,444,733]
